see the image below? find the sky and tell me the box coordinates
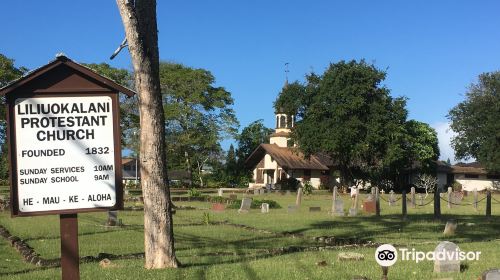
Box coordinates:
[2,0,500,163]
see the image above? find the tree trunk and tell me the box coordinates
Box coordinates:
[116,0,179,269]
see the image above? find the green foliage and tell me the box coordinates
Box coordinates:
[448,71,500,172]
[302,181,313,195]
[451,180,463,192]
[0,54,27,180]
[202,212,210,225]
[236,119,273,172]
[275,60,439,190]
[187,188,202,198]
[159,62,239,186]
[279,177,300,190]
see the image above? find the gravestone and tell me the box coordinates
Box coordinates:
[296,187,303,207]
[218,188,223,197]
[309,206,321,212]
[229,194,237,200]
[286,190,291,196]
[253,189,259,195]
[418,194,424,206]
[389,190,395,206]
[443,219,457,236]
[331,187,345,216]
[261,203,269,213]
[349,187,359,216]
[482,269,500,280]
[238,198,252,213]
[107,211,118,226]
[433,241,460,273]
[363,194,376,214]
[287,205,297,213]
[451,192,463,205]
[259,189,265,195]
[212,203,225,212]
[410,187,416,208]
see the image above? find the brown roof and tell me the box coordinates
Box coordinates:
[0,55,136,97]
[245,144,331,170]
[451,162,488,175]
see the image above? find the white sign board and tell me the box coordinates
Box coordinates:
[14,96,117,212]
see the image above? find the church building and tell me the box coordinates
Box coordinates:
[245,104,334,189]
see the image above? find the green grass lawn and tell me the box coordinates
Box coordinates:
[0,189,499,279]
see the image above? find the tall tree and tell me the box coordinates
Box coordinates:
[448,71,500,172]
[0,54,27,180]
[236,119,273,173]
[159,62,238,185]
[116,0,178,268]
[276,60,410,187]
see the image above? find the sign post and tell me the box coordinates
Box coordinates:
[0,55,135,280]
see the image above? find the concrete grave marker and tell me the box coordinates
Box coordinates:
[389,190,395,206]
[253,189,259,195]
[212,203,225,212]
[433,241,460,273]
[349,187,359,216]
[331,186,344,216]
[482,269,500,280]
[447,187,453,208]
[286,190,291,196]
[261,203,269,213]
[287,205,297,213]
[218,188,223,197]
[259,189,265,195]
[309,206,321,212]
[296,187,303,207]
[107,211,118,226]
[238,198,252,213]
[443,219,457,236]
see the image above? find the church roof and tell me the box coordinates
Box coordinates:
[269,131,290,138]
[245,144,332,170]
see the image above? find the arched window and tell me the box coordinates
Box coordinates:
[279,115,286,128]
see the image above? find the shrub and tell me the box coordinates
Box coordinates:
[302,181,313,195]
[280,177,300,190]
[451,180,462,192]
[187,188,202,197]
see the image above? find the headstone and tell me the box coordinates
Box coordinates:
[349,187,359,216]
[253,189,259,195]
[389,190,395,206]
[286,190,291,196]
[410,187,416,208]
[451,191,463,205]
[287,205,297,213]
[296,187,303,207]
[482,269,500,280]
[229,194,237,200]
[331,187,345,216]
[363,194,376,213]
[107,211,118,226]
[443,219,457,236]
[259,188,265,195]
[261,203,269,213]
[238,198,252,213]
[433,241,460,273]
[309,206,321,212]
[218,188,223,197]
[212,203,225,212]
[418,194,424,206]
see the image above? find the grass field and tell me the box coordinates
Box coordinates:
[0,188,499,280]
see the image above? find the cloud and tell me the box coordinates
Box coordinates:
[431,121,457,164]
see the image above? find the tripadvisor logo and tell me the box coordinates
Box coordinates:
[375,243,481,266]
